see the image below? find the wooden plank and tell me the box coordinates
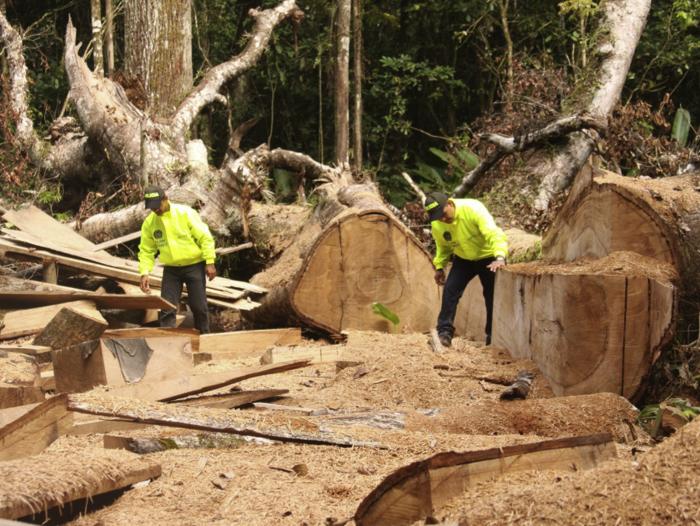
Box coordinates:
[106,360,311,402]
[0,448,161,520]
[253,402,322,415]
[215,242,254,256]
[0,395,73,461]
[260,345,343,365]
[92,230,142,251]
[355,434,617,526]
[0,290,175,310]
[103,327,199,352]
[66,418,151,435]
[3,204,109,256]
[0,235,264,297]
[174,389,288,409]
[39,370,55,392]
[0,300,98,340]
[199,328,302,358]
[0,345,52,363]
[0,403,41,427]
[53,334,194,394]
[68,393,382,448]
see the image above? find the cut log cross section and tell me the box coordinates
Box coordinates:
[493,254,675,400]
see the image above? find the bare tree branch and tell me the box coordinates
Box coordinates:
[170,0,302,139]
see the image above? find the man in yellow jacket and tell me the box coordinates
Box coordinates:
[138,185,217,333]
[425,192,508,347]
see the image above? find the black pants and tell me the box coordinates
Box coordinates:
[160,262,210,333]
[437,256,496,343]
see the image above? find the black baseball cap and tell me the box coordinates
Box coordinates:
[144,185,165,210]
[424,192,449,222]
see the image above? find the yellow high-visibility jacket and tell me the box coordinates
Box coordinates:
[431,198,508,270]
[138,203,216,275]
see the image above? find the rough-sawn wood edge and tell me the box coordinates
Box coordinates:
[354,433,615,526]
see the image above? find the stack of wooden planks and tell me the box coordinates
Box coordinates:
[0,204,266,310]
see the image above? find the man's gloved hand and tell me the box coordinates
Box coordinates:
[206,264,217,281]
[434,269,446,286]
[140,274,151,294]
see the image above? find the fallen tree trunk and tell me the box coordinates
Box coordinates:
[492,252,676,399]
[543,167,700,325]
[247,180,442,335]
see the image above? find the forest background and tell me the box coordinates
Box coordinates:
[2,0,699,227]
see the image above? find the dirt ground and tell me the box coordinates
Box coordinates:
[4,330,679,526]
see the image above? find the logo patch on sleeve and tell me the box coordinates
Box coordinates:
[154,229,163,239]
[443,232,452,241]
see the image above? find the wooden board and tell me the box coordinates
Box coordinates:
[103,327,200,352]
[0,300,98,340]
[199,328,302,358]
[175,389,288,409]
[68,393,381,448]
[3,204,111,257]
[0,395,73,461]
[0,345,52,363]
[66,418,151,435]
[355,433,617,526]
[0,291,176,310]
[260,345,343,365]
[0,403,40,427]
[53,334,194,394]
[0,448,161,520]
[105,360,311,402]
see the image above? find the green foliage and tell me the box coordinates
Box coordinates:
[371,302,400,330]
[639,398,700,439]
[672,107,692,147]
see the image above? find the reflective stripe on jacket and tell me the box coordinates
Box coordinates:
[431,198,508,270]
[138,203,216,275]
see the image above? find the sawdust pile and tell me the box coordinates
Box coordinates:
[37,331,660,526]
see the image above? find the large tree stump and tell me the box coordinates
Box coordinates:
[492,252,676,399]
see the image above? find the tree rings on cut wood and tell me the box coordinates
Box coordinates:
[493,252,676,400]
[290,209,440,334]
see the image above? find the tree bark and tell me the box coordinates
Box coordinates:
[352,0,363,173]
[105,0,115,75]
[334,0,351,165]
[124,0,193,118]
[452,0,651,212]
[90,0,103,77]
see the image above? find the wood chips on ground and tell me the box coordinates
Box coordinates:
[1,330,690,525]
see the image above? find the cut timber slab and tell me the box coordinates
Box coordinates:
[0,355,44,409]
[175,389,289,409]
[0,291,175,310]
[199,328,302,359]
[0,403,40,427]
[104,327,200,352]
[492,253,676,400]
[33,304,108,350]
[355,433,616,526]
[53,334,193,394]
[68,393,382,448]
[260,346,343,365]
[0,300,98,340]
[0,395,73,461]
[106,360,311,402]
[0,447,161,520]
[0,345,52,364]
[67,418,151,435]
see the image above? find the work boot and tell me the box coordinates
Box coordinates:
[438,332,452,347]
